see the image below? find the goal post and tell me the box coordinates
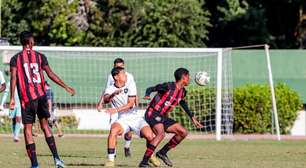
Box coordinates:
[0,46,280,140]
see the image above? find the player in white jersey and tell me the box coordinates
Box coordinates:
[103,67,159,167]
[0,70,21,142]
[97,58,136,157]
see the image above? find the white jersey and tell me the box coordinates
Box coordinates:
[106,72,135,89]
[104,81,137,118]
[0,71,5,85]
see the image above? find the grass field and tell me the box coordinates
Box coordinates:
[1,136,306,168]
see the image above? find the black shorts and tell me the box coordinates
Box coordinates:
[22,95,50,124]
[145,109,177,131]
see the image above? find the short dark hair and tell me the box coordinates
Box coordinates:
[20,31,33,46]
[111,67,125,79]
[113,58,124,65]
[174,68,189,81]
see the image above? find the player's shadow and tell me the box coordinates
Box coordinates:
[37,154,100,158]
[66,163,129,167]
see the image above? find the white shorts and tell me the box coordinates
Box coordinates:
[115,114,149,137]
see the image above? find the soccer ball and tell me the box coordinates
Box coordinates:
[194,71,210,86]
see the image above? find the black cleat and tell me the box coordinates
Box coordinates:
[138,162,150,168]
[124,147,131,157]
[156,152,173,167]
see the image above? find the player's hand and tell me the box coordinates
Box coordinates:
[66,87,76,96]
[0,105,3,111]
[113,89,122,95]
[106,108,118,114]
[143,96,151,100]
[191,116,204,129]
[9,99,15,111]
[97,103,103,112]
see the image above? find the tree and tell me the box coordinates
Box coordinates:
[83,0,211,47]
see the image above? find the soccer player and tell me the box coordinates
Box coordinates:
[97,58,135,157]
[103,67,158,167]
[9,31,75,168]
[139,68,204,167]
[0,70,6,92]
[0,69,22,142]
[45,81,63,137]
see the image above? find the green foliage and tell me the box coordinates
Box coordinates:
[72,0,211,47]
[170,83,302,134]
[58,115,79,129]
[234,83,302,134]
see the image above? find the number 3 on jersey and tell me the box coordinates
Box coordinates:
[24,63,41,83]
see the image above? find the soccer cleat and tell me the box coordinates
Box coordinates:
[54,158,65,168]
[105,160,115,167]
[138,162,150,168]
[124,147,131,157]
[13,137,20,142]
[156,152,173,167]
[149,155,161,167]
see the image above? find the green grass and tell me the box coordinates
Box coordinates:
[0,136,306,168]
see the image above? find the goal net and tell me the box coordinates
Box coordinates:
[0,47,234,140]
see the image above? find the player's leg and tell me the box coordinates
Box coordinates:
[54,120,63,137]
[157,121,188,167]
[123,131,132,157]
[12,116,22,142]
[22,102,39,168]
[139,123,165,167]
[138,124,160,167]
[14,106,22,142]
[37,96,64,168]
[106,122,124,167]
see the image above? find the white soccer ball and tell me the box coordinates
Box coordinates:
[194,71,210,86]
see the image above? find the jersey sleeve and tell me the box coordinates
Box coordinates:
[145,82,169,97]
[104,86,113,96]
[41,54,49,67]
[128,81,137,97]
[9,55,17,68]
[0,71,5,84]
[105,74,113,88]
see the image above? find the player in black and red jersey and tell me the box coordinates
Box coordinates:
[10,31,75,168]
[139,68,203,168]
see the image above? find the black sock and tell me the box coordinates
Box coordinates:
[26,143,38,167]
[159,137,179,155]
[141,143,156,164]
[108,148,115,155]
[46,136,59,159]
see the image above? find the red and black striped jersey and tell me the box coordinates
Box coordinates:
[10,49,48,106]
[145,82,187,116]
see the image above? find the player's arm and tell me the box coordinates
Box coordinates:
[9,67,17,110]
[0,72,6,93]
[103,89,122,103]
[43,65,75,96]
[144,82,168,99]
[106,96,136,114]
[179,100,204,129]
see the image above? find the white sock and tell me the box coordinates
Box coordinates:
[124,140,131,148]
[108,154,115,162]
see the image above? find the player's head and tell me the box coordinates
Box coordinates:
[174,68,190,85]
[113,58,125,68]
[111,67,127,84]
[20,31,34,48]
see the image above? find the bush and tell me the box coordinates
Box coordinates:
[58,115,79,129]
[234,83,302,134]
[171,83,302,134]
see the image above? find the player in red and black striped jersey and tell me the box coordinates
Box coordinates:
[9,31,75,168]
[139,68,203,168]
